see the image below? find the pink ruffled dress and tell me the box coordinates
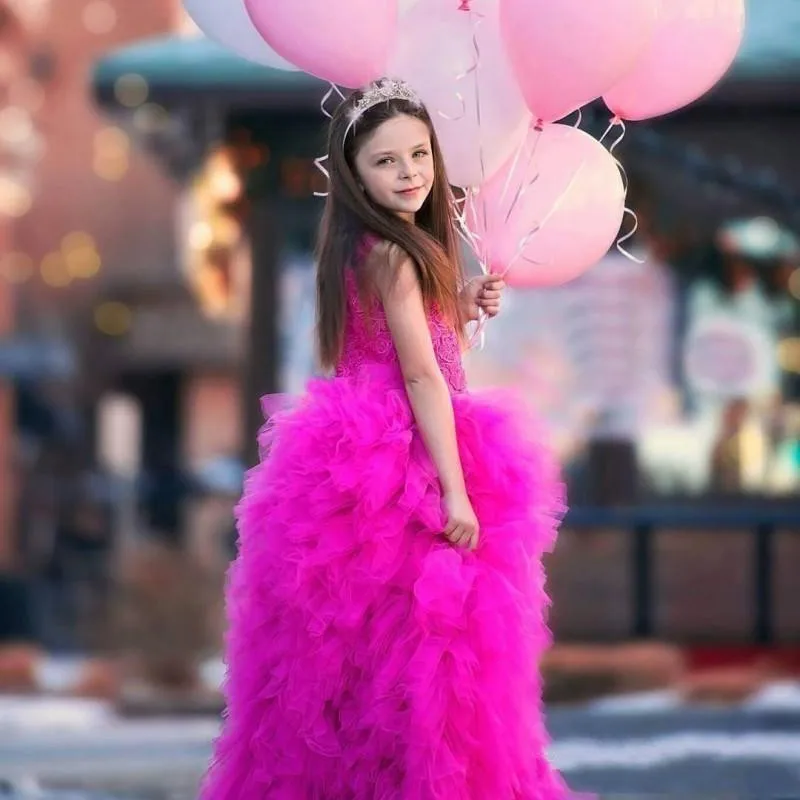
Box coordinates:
[201,235,575,799]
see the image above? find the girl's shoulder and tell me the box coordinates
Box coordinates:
[357,232,390,263]
[357,232,412,274]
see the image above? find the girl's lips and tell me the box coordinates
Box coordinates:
[397,186,423,195]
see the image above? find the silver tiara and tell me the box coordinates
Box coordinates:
[347,79,422,131]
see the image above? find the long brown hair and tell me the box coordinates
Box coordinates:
[315,79,465,369]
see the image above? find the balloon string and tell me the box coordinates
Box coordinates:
[320,82,346,119]
[454,204,483,257]
[437,94,467,122]
[505,159,587,277]
[505,171,540,225]
[502,223,542,278]
[605,118,629,195]
[313,155,330,198]
[616,208,644,263]
[467,10,490,245]
[463,293,487,350]
[456,196,488,350]
[446,4,490,350]
[313,83,346,198]
[497,127,529,208]
[599,115,627,159]
[455,224,476,254]
[463,189,485,260]
[608,116,626,154]
[452,187,483,254]
[503,124,543,224]
[603,119,644,264]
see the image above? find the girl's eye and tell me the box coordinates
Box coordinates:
[413,149,429,159]
[377,157,393,166]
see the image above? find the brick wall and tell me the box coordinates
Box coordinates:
[13,0,184,319]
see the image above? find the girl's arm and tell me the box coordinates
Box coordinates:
[374,245,478,550]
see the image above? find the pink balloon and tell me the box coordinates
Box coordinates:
[469,123,625,288]
[604,0,746,121]
[499,0,657,123]
[245,0,398,88]
[184,0,298,70]
[389,0,530,188]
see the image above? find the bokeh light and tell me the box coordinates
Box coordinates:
[0,174,33,218]
[133,103,170,134]
[40,252,72,288]
[95,126,129,154]
[61,231,96,252]
[62,231,102,279]
[94,126,130,181]
[207,150,242,202]
[94,301,132,336]
[114,73,149,108]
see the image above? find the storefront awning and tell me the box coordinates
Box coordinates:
[93,1,800,110]
[92,34,326,108]
[735,0,800,81]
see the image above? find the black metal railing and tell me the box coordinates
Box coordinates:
[564,505,800,644]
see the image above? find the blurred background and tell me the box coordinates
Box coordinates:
[0,0,799,797]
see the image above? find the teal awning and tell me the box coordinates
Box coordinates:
[92,35,326,107]
[93,0,800,109]
[733,0,800,79]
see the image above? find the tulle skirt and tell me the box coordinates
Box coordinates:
[201,366,575,799]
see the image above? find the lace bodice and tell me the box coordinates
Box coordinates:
[334,239,466,394]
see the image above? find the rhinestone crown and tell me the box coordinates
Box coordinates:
[350,78,421,121]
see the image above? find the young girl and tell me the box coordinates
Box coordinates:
[202,78,573,799]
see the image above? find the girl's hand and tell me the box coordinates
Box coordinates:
[461,275,506,322]
[443,490,480,551]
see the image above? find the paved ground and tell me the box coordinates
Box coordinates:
[2,686,800,798]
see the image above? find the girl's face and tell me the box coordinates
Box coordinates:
[353,114,434,222]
